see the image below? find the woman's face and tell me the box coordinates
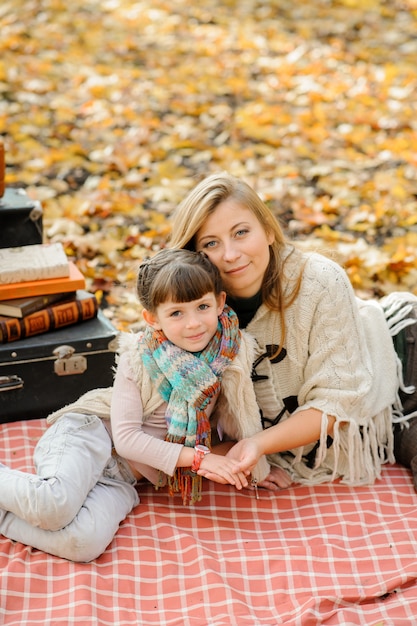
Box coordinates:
[195,198,274,298]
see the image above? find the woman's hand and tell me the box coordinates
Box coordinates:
[225,440,293,491]
[197,452,250,490]
[224,437,262,474]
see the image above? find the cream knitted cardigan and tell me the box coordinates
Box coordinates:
[47,328,270,483]
[249,249,400,486]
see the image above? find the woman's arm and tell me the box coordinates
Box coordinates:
[226,408,336,474]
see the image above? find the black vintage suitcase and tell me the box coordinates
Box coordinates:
[0,310,118,423]
[0,187,43,248]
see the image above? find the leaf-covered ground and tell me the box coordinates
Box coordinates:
[1,0,417,330]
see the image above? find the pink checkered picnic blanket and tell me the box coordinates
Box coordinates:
[1,418,417,625]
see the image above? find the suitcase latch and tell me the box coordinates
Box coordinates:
[53,345,87,376]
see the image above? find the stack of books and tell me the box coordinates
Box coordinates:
[0,243,99,343]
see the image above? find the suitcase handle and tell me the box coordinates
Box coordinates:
[0,375,24,392]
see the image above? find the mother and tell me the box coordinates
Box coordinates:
[169,172,417,490]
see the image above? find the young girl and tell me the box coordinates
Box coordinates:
[0,248,269,562]
[169,172,417,489]
[110,248,270,504]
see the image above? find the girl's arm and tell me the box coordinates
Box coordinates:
[111,353,182,477]
[111,353,249,488]
[177,443,249,489]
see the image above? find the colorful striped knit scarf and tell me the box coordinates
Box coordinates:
[140,305,241,504]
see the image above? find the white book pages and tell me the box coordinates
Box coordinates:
[0,243,70,284]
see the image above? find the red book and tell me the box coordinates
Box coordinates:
[0,291,98,343]
[0,261,85,301]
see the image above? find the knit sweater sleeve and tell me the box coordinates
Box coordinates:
[248,254,397,484]
[110,352,183,480]
[252,253,396,423]
[249,252,397,485]
[295,254,396,421]
[296,256,374,419]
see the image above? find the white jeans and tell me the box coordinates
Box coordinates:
[0,412,139,562]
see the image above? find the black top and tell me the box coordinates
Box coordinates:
[227,290,262,329]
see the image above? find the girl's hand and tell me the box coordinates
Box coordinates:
[197,453,250,490]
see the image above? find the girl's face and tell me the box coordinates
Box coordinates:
[143,292,225,352]
[195,199,274,298]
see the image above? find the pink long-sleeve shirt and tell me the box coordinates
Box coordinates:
[110,351,217,484]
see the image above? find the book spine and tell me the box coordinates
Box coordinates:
[0,295,99,343]
[0,261,85,300]
[0,142,4,198]
[1,292,74,318]
[19,292,74,318]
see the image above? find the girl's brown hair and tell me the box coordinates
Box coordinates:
[137,248,223,313]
